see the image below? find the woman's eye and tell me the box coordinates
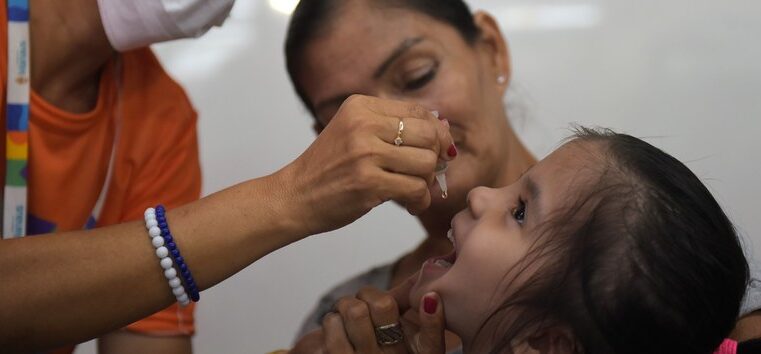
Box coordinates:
[512,200,526,225]
[402,63,438,91]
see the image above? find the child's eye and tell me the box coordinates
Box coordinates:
[512,200,526,225]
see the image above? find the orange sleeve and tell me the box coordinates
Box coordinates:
[117,49,203,336]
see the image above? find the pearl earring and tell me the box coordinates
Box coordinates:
[497,75,507,84]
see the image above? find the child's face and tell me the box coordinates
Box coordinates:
[410,140,603,345]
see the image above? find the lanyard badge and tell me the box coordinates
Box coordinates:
[3,0,30,238]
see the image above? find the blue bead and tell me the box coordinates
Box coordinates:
[180,264,188,272]
[171,249,180,258]
[168,242,176,249]
[159,222,168,229]
[161,227,170,235]
[165,235,173,243]
[176,256,183,264]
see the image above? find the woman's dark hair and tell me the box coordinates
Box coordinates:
[484,127,749,354]
[285,0,480,115]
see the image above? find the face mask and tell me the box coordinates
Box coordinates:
[97,0,235,51]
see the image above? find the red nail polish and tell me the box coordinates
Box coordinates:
[447,143,458,158]
[424,296,438,314]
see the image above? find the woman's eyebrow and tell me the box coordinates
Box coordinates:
[314,37,425,115]
[373,37,424,79]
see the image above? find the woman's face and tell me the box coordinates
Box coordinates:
[409,141,602,347]
[296,1,516,214]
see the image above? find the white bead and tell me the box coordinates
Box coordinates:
[144,208,156,217]
[145,219,158,229]
[179,299,190,307]
[172,286,186,296]
[148,226,161,238]
[151,236,165,248]
[164,268,177,280]
[155,246,169,258]
[168,277,182,288]
[177,293,189,304]
[160,257,173,270]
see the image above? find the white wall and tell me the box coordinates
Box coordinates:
[77,0,761,352]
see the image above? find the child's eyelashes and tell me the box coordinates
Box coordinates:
[512,199,526,225]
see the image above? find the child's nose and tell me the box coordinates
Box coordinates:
[466,186,498,217]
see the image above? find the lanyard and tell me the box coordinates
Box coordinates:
[3,0,30,237]
[2,0,117,238]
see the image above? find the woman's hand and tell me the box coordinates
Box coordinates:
[277,95,455,236]
[292,277,447,354]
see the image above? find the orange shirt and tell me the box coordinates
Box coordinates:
[1,6,202,352]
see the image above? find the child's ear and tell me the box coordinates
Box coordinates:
[526,327,576,354]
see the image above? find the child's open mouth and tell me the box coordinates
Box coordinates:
[433,250,457,268]
[432,229,457,269]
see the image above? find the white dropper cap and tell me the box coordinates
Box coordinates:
[432,110,448,198]
[435,160,448,199]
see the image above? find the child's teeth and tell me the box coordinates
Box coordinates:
[434,259,452,268]
[446,229,455,245]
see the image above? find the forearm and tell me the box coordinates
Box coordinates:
[0,173,306,351]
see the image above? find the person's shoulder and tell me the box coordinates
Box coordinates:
[119,48,196,116]
[295,263,396,340]
[320,263,395,302]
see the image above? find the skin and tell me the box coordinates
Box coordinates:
[0,94,454,352]
[292,2,761,350]
[298,0,534,312]
[291,277,447,354]
[1,0,456,351]
[296,140,597,354]
[307,141,761,354]
[294,1,535,349]
[409,141,598,353]
[30,0,185,351]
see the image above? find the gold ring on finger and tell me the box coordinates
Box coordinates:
[394,120,405,146]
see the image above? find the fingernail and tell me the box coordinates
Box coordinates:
[423,295,438,314]
[440,118,450,128]
[431,110,440,119]
[447,143,458,158]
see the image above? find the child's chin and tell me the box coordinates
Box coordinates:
[409,276,437,309]
[408,281,426,309]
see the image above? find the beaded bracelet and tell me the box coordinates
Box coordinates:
[144,207,190,306]
[155,205,200,302]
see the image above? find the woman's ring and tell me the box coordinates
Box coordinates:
[375,322,404,345]
[394,120,405,146]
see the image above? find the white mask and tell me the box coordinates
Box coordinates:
[98,0,235,51]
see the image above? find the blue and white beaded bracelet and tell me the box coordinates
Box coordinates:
[155,205,200,302]
[144,207,192,306]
